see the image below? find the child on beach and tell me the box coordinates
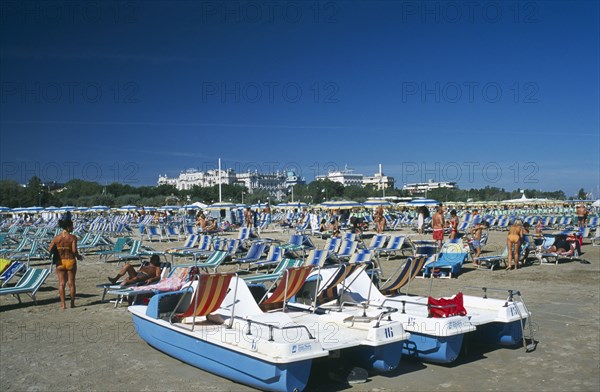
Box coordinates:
[470,221,489,264]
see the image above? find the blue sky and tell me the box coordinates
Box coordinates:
[1,0,598,197]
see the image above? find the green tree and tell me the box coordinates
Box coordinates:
[0,180,25,208]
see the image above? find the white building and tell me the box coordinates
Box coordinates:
[363,164,395,190]
[158,168,235,191]
[315,166,363,187]
[402,179,456,194]
[157,168,304,198]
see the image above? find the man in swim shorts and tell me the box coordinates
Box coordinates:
[108,254,162,286]
[432,206,445,248]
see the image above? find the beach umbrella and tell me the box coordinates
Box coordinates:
[183,202,208,210]
[320,200,362,210]
[362,199,393,208]
[592,200,600,208]
[0,206,10,213]
[159,205,180,211]
[118,205,138,211]
[90,205,110,211]
[407,199,440,207]
[277,202,307,209]
[205,202,237,211]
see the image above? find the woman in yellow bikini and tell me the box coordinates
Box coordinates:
[506,220,524,270]
[49,215,82,309]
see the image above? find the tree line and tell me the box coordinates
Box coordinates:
[0,176,573,208]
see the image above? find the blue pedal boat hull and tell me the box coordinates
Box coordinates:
[402,332,465,364]
[131,313,313,392]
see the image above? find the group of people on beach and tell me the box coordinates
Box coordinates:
[48,213,163,309]
[45,200,592,309]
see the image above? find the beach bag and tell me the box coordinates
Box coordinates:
[50,244,61,265]
[428,292,467,318]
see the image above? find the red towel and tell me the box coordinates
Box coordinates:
[427,292,467,318]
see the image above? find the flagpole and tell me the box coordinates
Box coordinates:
[218,158,222,203]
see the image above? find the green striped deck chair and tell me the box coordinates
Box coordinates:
[243,258,304,284]
[0,268,50,304]
[194,250,228,272]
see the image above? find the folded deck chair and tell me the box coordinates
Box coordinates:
[259,265,314,311]
[170,272,235,330]
[0,267,50,304]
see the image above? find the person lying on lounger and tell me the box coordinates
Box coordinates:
[545,235,576,256]
[108,254,162,286]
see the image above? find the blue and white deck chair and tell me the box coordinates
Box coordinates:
[375,235,406,260]
[234,242,267,270]
[0,261,26,287]
[333,240,358,262]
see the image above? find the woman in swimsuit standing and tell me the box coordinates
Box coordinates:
[49,215,83,309]
[506,220,524,270]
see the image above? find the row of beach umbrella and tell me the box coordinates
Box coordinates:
[3,198,597,214]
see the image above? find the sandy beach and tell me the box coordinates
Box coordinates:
[1,227,599,392]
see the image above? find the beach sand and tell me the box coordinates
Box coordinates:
[1,228,599,392]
